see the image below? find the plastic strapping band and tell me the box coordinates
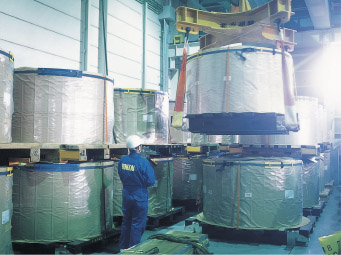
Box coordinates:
[0,168,13,176]
[14,68,114,83]
[114,88,165,95]
[236,164,241,230]
[0,50,14,62]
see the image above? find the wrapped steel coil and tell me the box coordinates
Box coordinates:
[12,68,114,144]
[323,150,331,184]
[113,158,173,216]
[173,155,206,200]
[12,161,114,242]
[0,167,13,254]
[302,160,319,208]
[114,89,169,145]
[0,48,14,143]
[240,96,319,146]
[203,157,303,229]
[191,133,236,146]
[186,45,296,124]
[317,156,325,193]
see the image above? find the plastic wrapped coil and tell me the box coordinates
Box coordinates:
[12,161,114,243]
[0,49,14,143]
[323,150,331,184]
[12,68,114,144]
[317,156,325,193]
[113,158,173,216]
[186,45,296,123]
[302,159,319,208]
[114,89,169,145]
[173,155,206,200]
[203,157,303,229]
[191,133,236,146]
[0,167,13,254]
[240,96,319,146]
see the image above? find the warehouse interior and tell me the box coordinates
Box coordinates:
[0,0,341,254]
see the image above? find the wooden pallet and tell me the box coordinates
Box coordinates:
[319,188,331,203]
[13,228,121,254]
[109,143,186,158]
[185,215,314,247]
[147,206,185,229]
[219,144,243,153]
[303,201,325,218]
[0,143,112,164]
[172,199,203,212]
[241,144,319,157]
[187,144,219,154]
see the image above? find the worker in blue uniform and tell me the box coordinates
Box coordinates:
[118,135,155,250]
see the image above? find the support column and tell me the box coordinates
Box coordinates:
[142,0,147,89]
[80,0,90,71]
[98,0,108,75]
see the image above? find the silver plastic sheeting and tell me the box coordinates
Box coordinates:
[12,161,114,243]
[169,101,191,144]
[203,157,303,229]
[112,158,173,216]
[191,133,236,146]
[0,49,14,143]
[0,167,13,254]
[240,97,319,146]
[114,89,169,145]
[324,150,331,184]
[113,159,123,216]
[12,68,114,144]
[173,156,205,200]
[318,104,328,143]
[186,45,297,128]
[317,156,325,193]
[302,160,319,208]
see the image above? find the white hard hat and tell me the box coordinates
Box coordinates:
[126,135,142,149]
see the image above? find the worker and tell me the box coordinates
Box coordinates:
[118,135,156,250]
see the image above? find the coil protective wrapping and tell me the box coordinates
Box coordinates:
[114,89,169,145]
[302,160,319,208]
[191,133,236,145]
[12,161,114,243]
[203,157,303,229]
[186,45,297,129]
[0,49,14,143]
[0,167,13,254]
[240,96,319,146]
[12,68,114,144]
[173,156,205,200]
[113,158,173,216]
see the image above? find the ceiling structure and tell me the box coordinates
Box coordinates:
[181,0,341,32]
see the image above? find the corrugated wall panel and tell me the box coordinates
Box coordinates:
[88,0,100,72]
[0,0,81,69]
[145,9,161,90]
[107,0,143,88]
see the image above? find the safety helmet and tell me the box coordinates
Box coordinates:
[126,135,142,149]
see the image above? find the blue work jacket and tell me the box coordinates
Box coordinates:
[118,151,156,202]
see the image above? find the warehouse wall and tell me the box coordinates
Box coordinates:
[0,0,81,69]
[0,0,163,90]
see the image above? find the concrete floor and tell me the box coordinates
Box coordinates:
[103,186,340,254]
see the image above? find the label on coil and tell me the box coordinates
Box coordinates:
[245,192,252,198]
[2,210,10,224]
[285,190,294,199]
[189,174,197,181]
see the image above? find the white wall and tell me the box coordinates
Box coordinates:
[0,0,163,91]
[106,0,143,88]
[0,0,81,69]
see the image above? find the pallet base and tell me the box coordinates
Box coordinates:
[147,206,185,229]
[185,215,314,246]
[303,201,325,217]
[241,144,319,157]
[172,199,202,212]
[13,228,121,254]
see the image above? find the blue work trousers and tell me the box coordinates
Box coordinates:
[119,193,148,250]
